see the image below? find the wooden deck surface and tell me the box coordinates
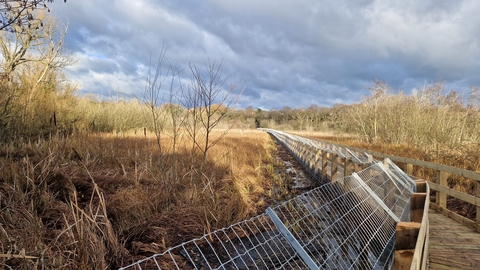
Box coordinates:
[428,209,480,269]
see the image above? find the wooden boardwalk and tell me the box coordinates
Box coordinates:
[428,209,480,269]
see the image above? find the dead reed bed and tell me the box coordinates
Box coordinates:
[0,129,279,269]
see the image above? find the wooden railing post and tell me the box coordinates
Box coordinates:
[354,162,362,173]
[411,193,427,223]
[414,180,427,193]
[344,157,354,177]
[314,150,322,175]
[309,146,317,172]
[436,171,449,209]
[362,154,373,170]
[405,163,414,175]
[299,144,306,165]
[331,152,338,182]
[395,179,428,270]
[321,151,329,181]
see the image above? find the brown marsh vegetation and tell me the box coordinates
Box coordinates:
[0,130,286,269]
[0,10,290,268]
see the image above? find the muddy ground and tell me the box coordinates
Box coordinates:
[269,135,319,201]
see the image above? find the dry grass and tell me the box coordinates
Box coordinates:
[0,129,279,269]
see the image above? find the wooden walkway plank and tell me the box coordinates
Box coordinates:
[428,209,480,270]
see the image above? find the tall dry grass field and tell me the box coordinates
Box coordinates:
[0,129,279,269]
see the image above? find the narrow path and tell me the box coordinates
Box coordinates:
[428,209,480,269]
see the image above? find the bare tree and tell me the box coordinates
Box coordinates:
[23,18,75,126]
[142,46,184,189]
[183,59,241,169]
[0,12,43,79]
[165,71,185,153]
[0,14,74,139]
[143,47,169,154]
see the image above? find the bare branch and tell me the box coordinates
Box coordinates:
[0,0,63,32]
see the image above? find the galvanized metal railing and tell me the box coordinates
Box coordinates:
[119,130,421,270]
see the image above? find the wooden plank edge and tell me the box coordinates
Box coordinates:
[429,203,480,233]
[409,181,430,270]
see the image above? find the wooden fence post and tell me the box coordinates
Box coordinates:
[344,157,354,177]
[331,153,338,182]
[308,146,316,171]
[299,144,306,165]
[411,192,427,223]
[354,160,363,173]
[405,163,414,176]
[314,150,322,175]
[436,171,449,209]
[395,222,420,270]
[414,180,427,193]
[321,151,329,181]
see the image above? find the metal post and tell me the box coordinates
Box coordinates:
[266,208,319,270]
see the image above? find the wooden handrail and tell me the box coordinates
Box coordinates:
[395,180,430,270]
[411,181,430,270]
[313,139,480,232]
[325,142,480,183]
[428,182,480,207]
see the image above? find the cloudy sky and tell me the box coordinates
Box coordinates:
[49,0,480,109]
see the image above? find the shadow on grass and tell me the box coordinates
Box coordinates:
[0,134,261,269]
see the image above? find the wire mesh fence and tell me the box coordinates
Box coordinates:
[119,130,416,270]
[265,129,373,182]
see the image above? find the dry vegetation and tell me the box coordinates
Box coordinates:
[2,4,480,269]
[318,80,480,185]
[0,129,285,269]
[0,10,291,269]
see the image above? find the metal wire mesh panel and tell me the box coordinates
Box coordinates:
[383,158,416,192]
[270,177,396,270]
[354,162,413,222]
[120,130,416,270]
[120,166,410,269]
[265,129,372,182]
[119,213,312,270]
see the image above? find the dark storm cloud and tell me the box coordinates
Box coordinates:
[50,0,480,109]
